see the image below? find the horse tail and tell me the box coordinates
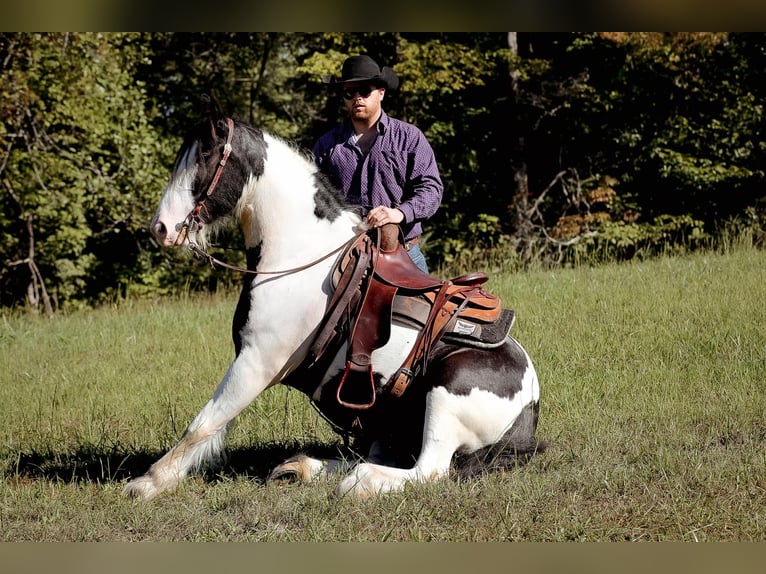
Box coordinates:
[452,401,548,479]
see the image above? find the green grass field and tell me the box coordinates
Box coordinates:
[1,244,764,541]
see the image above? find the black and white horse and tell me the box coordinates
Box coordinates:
[124,97,542,500]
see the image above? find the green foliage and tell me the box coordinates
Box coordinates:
[569,33,764,222]
[1,34,172,310]
[430,212,512,269]
[1,32,765,311]
[569,214,709,264]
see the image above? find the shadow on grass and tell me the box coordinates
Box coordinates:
[4,440,350,486]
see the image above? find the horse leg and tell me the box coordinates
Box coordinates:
[337,343,540,498]
[123,356,270,500]
[334,388,455,497]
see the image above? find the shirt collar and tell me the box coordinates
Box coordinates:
[376,110,389,134]
[342,109,389,140]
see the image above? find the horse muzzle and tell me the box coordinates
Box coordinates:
[151,216,187,247]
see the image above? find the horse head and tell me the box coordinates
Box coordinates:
[150,94,257,248]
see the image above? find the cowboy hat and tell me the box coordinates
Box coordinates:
[323,55,400,90]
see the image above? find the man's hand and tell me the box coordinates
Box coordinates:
[366,206,404,227]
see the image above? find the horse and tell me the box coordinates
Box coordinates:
[123,96,543,500]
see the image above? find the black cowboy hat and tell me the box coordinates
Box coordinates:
[323,55,400,90]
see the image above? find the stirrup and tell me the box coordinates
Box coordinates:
[336,361,377,410]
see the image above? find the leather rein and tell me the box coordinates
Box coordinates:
[177,117,362,277]
[187,236,360,277]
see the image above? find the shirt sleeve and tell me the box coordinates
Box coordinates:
[395,129,443,224]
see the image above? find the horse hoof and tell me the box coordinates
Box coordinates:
[267,454,325,483]
[122,475,163,501]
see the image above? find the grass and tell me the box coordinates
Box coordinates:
[1,243,764,541]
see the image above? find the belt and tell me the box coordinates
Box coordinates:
[404,236,419,251]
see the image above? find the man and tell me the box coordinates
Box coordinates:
[313,54,444,273]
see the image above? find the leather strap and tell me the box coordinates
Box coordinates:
[307,233,372,366]
[388,284,482,398]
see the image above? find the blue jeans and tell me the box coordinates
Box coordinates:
[407,243,429,274]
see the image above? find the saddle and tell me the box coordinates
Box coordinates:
[303,224,513,410]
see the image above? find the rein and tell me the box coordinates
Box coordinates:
[187,233,362,277]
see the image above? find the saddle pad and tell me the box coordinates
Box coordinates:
[393,294,515,349]
[442,308,515,348]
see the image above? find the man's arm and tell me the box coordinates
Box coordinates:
[396,131,444,224]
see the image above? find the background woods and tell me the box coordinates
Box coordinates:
[1,32,764,312]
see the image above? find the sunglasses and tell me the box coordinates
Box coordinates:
[342,85,378,100]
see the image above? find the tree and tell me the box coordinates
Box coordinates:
[1,33,170,310]
[1,33,764,310]
[505,33,765,264]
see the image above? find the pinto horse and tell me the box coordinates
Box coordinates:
[123,97,543,500]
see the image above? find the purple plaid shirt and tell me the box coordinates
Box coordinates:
[312,110,443,241]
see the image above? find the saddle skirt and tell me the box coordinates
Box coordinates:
[296,224,514,410]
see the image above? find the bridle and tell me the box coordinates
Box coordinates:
[178,116,235,242]
[176,116,363,277]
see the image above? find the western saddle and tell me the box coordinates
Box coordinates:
[293,224,512,410]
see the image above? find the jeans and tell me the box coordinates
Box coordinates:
[407,243,429,274]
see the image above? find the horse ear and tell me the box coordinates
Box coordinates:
[200,93,224,116]
[200,93,228,138]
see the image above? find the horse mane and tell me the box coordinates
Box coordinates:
[252,126,361,224]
